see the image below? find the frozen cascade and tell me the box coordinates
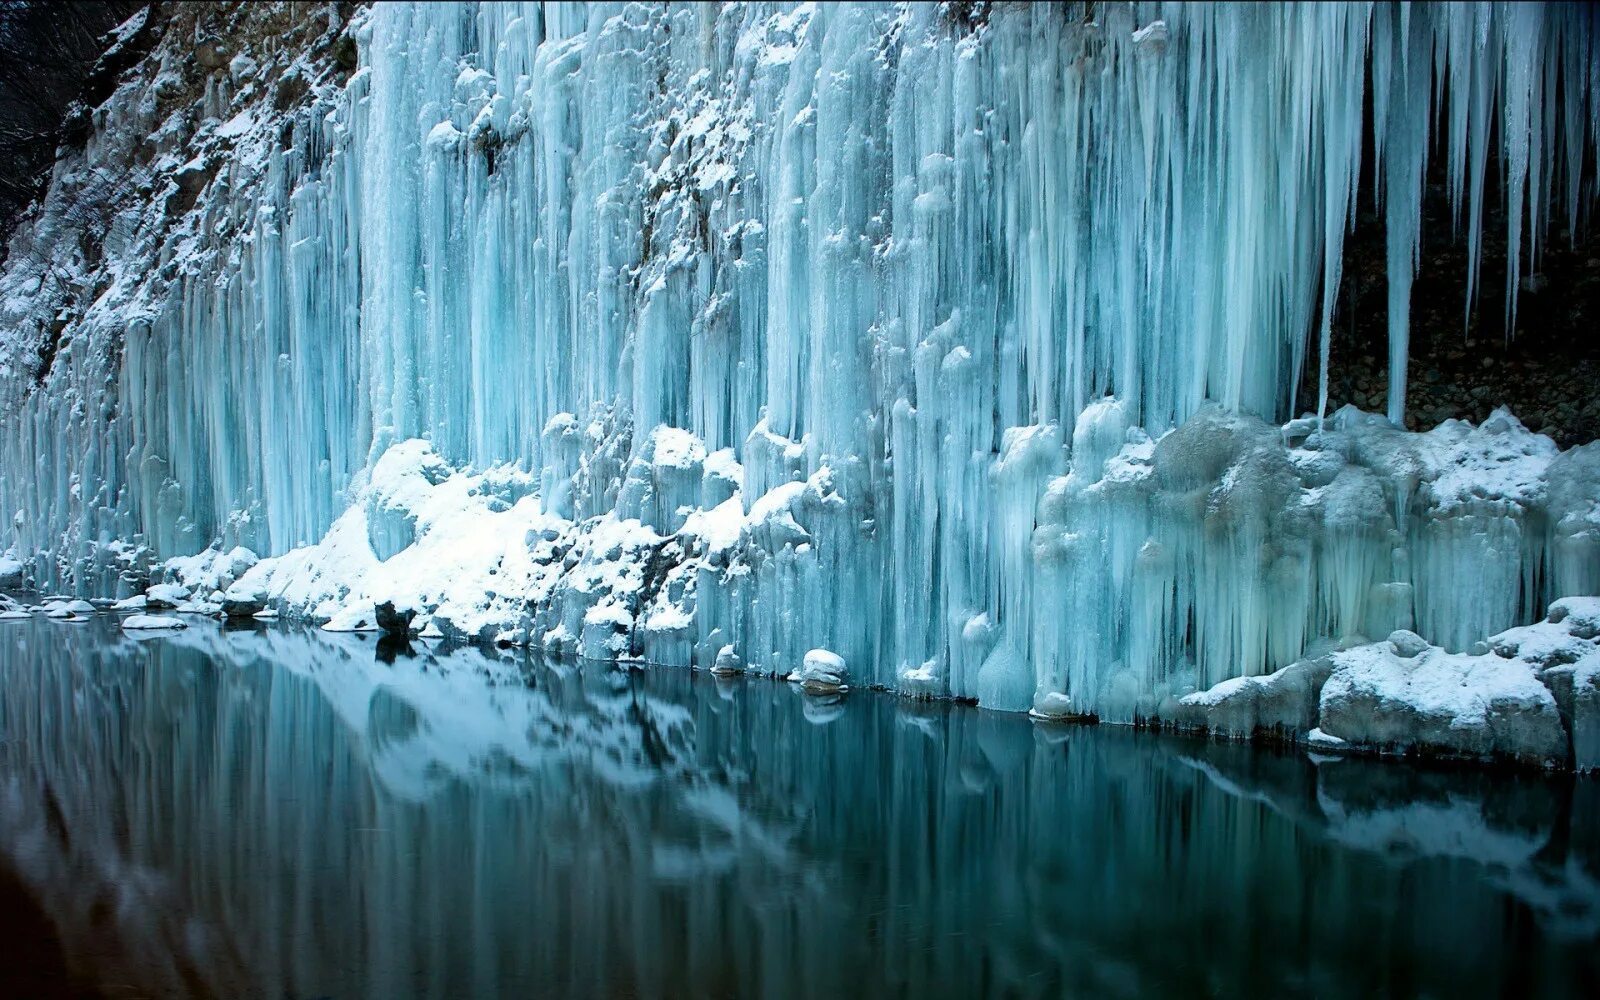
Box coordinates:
[2,3,1599,723]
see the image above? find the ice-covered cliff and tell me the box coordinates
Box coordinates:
[2,3,1599,727]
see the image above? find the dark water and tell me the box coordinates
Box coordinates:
[0,612,1596,999]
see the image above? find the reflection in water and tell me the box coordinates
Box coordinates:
[0,614,1597,999]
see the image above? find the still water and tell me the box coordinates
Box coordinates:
[0,611,1596,999]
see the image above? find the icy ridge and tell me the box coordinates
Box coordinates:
[148,404,1591,740]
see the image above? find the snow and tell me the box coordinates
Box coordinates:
[1321,632,1567,765]
[145,583,190,607]
[121,615,188,630]
[215,110,257,138]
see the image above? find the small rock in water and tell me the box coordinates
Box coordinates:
[374,600,416,635]
[711,644,743,676]
[1029,691,1075,721]
[145,583,189,610]
[222,590,268,619]
[122,615,188,631]
[789,648,848,693]
[43,599,95,618]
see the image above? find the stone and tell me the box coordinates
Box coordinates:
[145,582,189,609]
[789,648,848,693]
[222,593,267,618]
[1388,629,1430,658]
[1175,654,1333,740]
[1320,644,1567,766]
[374,600,416,636]
[710,644,742,676]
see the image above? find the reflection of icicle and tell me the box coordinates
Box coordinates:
[2,614,1598,996]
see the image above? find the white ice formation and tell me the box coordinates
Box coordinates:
[1,4,1599,739]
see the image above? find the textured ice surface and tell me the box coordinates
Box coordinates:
[0,4,1598,725]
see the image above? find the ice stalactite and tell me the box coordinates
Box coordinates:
[1,2,1599,720]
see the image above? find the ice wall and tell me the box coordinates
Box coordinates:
[2,3,1599,718]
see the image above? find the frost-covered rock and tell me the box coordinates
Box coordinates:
[1176,654,1336,740]
[40,599,96,617]
[1320,639,1567,766]
[221,591,268,619]
[145,583,190,610]
[789,649,848,693]
[0,555,22,587]
[121,615,187,631]
[710,644,742,676]
[1388,630,1430,658]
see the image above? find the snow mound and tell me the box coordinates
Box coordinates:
[122,615,188,631]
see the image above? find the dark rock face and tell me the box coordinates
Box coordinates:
[374,600,415,635]
[1303,157,1600,447]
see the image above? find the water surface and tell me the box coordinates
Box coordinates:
[0,612,1596,998]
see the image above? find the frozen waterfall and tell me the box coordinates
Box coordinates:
[1,2,1599,722]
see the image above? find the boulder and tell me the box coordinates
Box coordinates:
[1538,652,1600,772]
[374,600,416,635]
[1388,630,1429,658]
[222,592,268,619]
[789,648,848,693]
[1175,654,1333,740]
[710,644,743,676]
[1320,642,1567,766]
[122,615,187,631]
[145,582,189,609]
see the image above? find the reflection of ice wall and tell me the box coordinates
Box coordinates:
[2,5,1599,716]
[0,618,1595,997]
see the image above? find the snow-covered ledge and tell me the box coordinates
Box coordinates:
[1176,598,1600,771]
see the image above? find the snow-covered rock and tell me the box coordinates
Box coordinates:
[1487,597,1600,772]
[39,599,96,618]
[145,583,190,610]
[1320,639,1567,766]
[1388,630,1430,658]
[121,615,187,631]
[1029,691,1077,722]
[789,649,848,693]
[1175,654,1335,740]
[710,645,742,676]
